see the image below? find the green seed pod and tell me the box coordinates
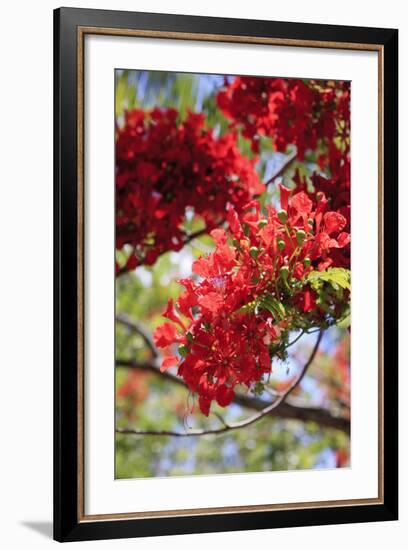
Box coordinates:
[296,229,306,245]
[277,209,288,224]
[280,265,289,280]
[277,238,285,251]
[178,344,189,358]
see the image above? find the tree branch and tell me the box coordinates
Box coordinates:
[116,330,344,437]
[264,149,297,186]
[115,357,349,433]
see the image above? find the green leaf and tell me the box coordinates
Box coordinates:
[258,294,286,321]
[236,300,257,315]
[337,311,351,329]
[307,268,351,292]
[178,344,189,358]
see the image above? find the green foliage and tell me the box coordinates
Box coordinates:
[258,294,286,321]
[115,70,137,118]
[307,267,351,292]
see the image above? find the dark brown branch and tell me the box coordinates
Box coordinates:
[232,395,350,434]
[264,149,297,186]
[183,226,212,245]
[116,331,343,437]
[116,356,349,433]
[116,357,184,387]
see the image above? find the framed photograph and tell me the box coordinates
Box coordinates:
[54,7,398,542]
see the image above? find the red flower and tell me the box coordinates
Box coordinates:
[216,385,235,407]
[154,183,350,416]
[127,77,351,417]
[153,323,179,347]
[291,192,313,218]
[115,107,264,273]
[163,299,186,330]
[160,355,179,372]
[217,77,351,271]
[323,211,347,235]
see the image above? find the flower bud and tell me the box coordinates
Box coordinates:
[258,219,268,228]
[278,209,288,224]
[178,344,189,358]
[303,257,311,267]
[277,238,285,251]
[280,266,289,280]
[249,246,260,259]
[296,229,306,245]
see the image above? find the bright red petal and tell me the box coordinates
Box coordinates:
[163,299,186,330]
[198,292,224,314]
[160,355,179,372]
[323,211,346,235]
[192,257,210,278]
[153,323,178,347]
[216,385,235,407]
[210,228,227,245]
[291,191,313,217]
[198,395,211,416]
[279,184,291,211]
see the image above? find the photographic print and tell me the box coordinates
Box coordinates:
[54,8,398,541]
[114,70,351,479]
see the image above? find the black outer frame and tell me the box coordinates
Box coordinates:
[54,7,398,543]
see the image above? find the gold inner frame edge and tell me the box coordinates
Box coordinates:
[76,26,384,522]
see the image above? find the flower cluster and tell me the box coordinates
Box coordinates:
[217,77,350,161]
[217,76,351,268]
[154,186,350,416]
[116,107,264,273]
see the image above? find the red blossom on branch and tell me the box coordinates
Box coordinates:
[116,107,264,272]
[154,186,350,416]
[217,77,351,269]
[217,76,350,163]
[116,76,352,420]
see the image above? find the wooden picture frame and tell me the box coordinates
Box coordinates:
[54,7,398,542]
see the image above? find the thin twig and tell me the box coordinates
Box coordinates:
[285,330,305,349]
[212,412,230,428]
[264,150,297,186]
[116,314,158,359]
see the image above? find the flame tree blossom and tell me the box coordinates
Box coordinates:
[116,107,264,273]
[217,76,350,166]
[217,76,351,268]
[154,186,351,416]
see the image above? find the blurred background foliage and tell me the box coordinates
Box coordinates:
[115,69,350,479]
